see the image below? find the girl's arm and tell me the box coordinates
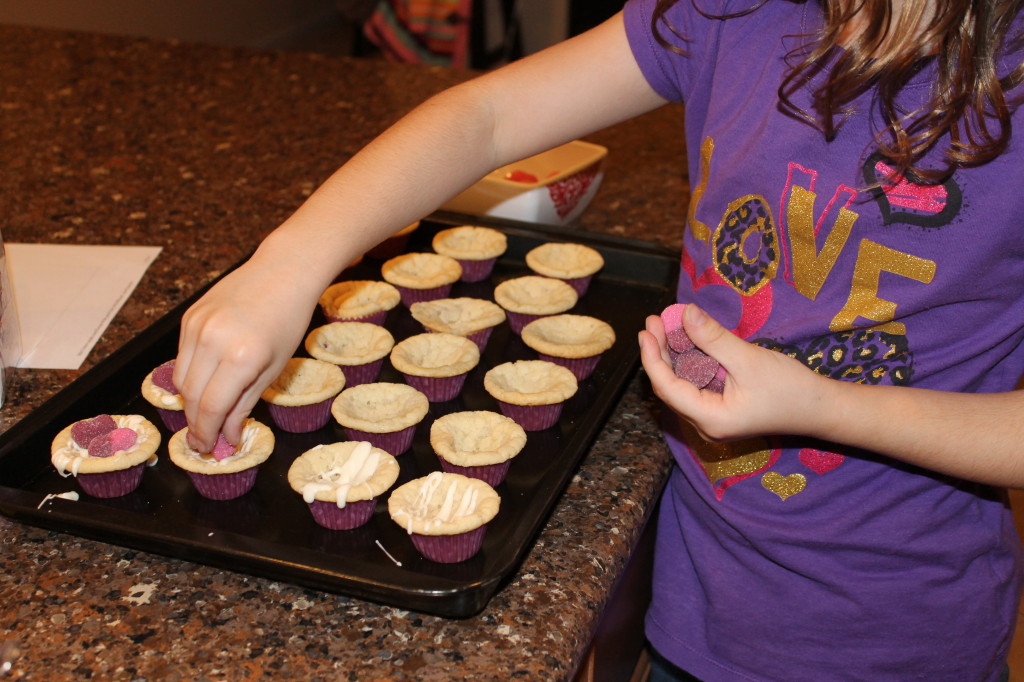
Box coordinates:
[639,305,1024,488]
[175,12,668,451]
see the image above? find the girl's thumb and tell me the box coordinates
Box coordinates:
[683,304,739,357]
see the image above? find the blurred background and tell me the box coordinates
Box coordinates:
[0,0,623,68]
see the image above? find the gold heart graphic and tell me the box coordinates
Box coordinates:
[761,472,806,500]
[681,422,773,484]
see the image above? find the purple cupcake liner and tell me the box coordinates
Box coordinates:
[505,311,546,336]
[307,498,377,530]
[76,464,145,498]
[396,284,454,307]
[538,353,604,381]
[456,258,497,283]
[402,372,468,402]
[410,525,488,563]
[438,458,512,487]
[342,424,418,456]
[266,398,334,433]
[421,325,496,353]
[339,359,386,387]
[562,275,594,297]
[326,310,389,326]
[155,407,188,433]
[465,327,496,352]
[187,467,259,500]
[495,400,565,431]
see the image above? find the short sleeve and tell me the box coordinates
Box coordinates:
[623,0,709,103]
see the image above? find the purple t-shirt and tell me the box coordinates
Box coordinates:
[624,0,1024,679]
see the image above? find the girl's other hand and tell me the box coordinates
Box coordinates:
[638,305,830,442]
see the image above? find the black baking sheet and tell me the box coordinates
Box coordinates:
[0,215,678,617]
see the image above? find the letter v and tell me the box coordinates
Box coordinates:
[779,163,858,301]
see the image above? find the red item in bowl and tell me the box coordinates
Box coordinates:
[506,169,538,183]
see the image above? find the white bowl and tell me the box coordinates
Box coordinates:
[440,140,607,225]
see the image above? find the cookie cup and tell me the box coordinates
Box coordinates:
[261,358,346,433]
[524,242,604,296]
[430,411,526,486]
[484,360,578,431]
[493,275,578,335]
[305,322,395,387]
[168,419,275,500]
[140,361,187,432]
[431,225,507,282]
[409,297,506,352]
[388,471,500,563]
[50,415,161,498]
[288,441,400,530]
[389,332,480,402]
[381,252,462,307]
[331,382,430,455]
[520,314,616,381]
[319,280,401,325]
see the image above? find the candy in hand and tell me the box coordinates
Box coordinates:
[659,303,726,391]
[673,348,719,389]
[705,366,727,394]
[660,303,695,353]
[70,414,118,449]
[210,433,237,461]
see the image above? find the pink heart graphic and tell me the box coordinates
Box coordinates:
[798,448,844,475]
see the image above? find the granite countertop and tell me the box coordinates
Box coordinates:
[0,25,688,680]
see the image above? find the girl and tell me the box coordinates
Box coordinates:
[175,1,1024,678]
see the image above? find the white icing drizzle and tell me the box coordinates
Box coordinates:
[37,491,79,509]
[299,441,379,508]
[52,415,151,477]
[395,471,480,534]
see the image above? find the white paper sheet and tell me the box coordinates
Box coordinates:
[6,244,162,369]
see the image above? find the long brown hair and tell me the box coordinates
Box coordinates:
[652,0,1024,180]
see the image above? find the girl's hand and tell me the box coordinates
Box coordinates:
[172,254,325,453]
[638,305,832,442]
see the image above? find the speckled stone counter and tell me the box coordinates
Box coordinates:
[0,25,688,680]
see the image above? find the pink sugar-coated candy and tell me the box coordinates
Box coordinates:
[673,348,720,389]
[667,327,695,353]
[71,414,118,449]
[87,427,138,458]
[211,433,237,461]
[151,360,179,394]
[660,303,695,353]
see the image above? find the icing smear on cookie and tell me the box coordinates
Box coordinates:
[298,441,380,508]
[393,471,481,534]
[53,415,156,477]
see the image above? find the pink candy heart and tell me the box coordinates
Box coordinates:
[151,360,179,394]
[70,414,118,449]
[660,303,695,353]
[210,433,237,461]
[87,427,138,458]
[673,348,720,389]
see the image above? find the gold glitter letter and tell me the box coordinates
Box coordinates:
[687,137,713,244]
[787,185,858,300]
[830,239,936,334]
